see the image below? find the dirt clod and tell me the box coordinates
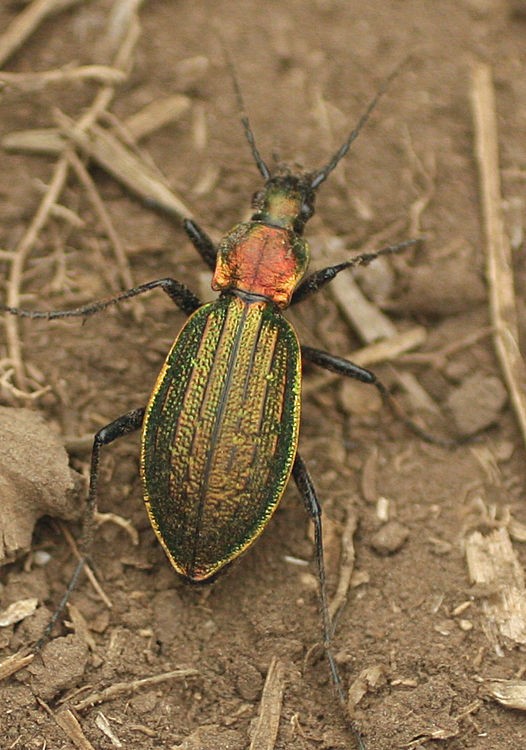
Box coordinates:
[173,725,245,750]
[21,634,89,701]
[0,407,83,565]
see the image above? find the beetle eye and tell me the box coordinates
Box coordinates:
[300,201,313,222]
[251,189,265,209]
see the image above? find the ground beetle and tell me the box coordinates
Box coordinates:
[3,65,420,749]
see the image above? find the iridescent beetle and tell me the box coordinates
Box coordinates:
[3,65,417,750]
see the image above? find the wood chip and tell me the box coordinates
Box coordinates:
[0,651,35,680]
[0,597,38,627]
[249,657,286,750]
[53,708,96,750]
[487,679,526,710]
[465,527,526,644]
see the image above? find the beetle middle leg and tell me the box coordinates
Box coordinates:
[302,345,461,447]
[36,407,146,650]
[2,276,202,321]
[292,453,366,750]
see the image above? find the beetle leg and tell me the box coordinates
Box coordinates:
[302,345,464,447]
[183,218,217,269]
[290,238,419,306]
[292,454,341,692]
[2,278,202,321]
[35,407,146,651]
[292,453,366,749]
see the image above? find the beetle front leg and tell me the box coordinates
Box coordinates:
[290,238,419,306]
[183,218,217,270]
[35,407,146,651]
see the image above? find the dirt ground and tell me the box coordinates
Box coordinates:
[1,1,525,749]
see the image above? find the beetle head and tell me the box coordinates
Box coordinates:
[250,171,316,235]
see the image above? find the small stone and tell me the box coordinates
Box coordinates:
[446,373,507,436]
[236,661,263,701]
[370,521,410,555]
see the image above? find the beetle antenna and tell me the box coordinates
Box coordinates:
[223,47,271,181]
[310,59,408,189]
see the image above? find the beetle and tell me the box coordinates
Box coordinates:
[3,64,419,749]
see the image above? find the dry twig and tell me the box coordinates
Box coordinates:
[329,509,359,620]
[470,62,526,451]
[59,522,112,610]
[73,668,199,711]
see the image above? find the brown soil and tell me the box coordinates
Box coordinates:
[1,1,526,749]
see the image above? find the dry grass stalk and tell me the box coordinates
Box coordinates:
[249,657,286,750]
[95,712,123,746]
[0,65,126,90]
[124,94,191,141]
[2,95,191,181]
[0,0,83,67]
[329,509,359,620]
[5,155,71,389]
[60,118,193,221]
[317,235,441,413]
[470,62,526,451]
[59,522,112,610]
[65,148,136,294]
[3,1,145,394]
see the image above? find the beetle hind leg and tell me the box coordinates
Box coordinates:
[35,407,146,651]
[292,453,365,750]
